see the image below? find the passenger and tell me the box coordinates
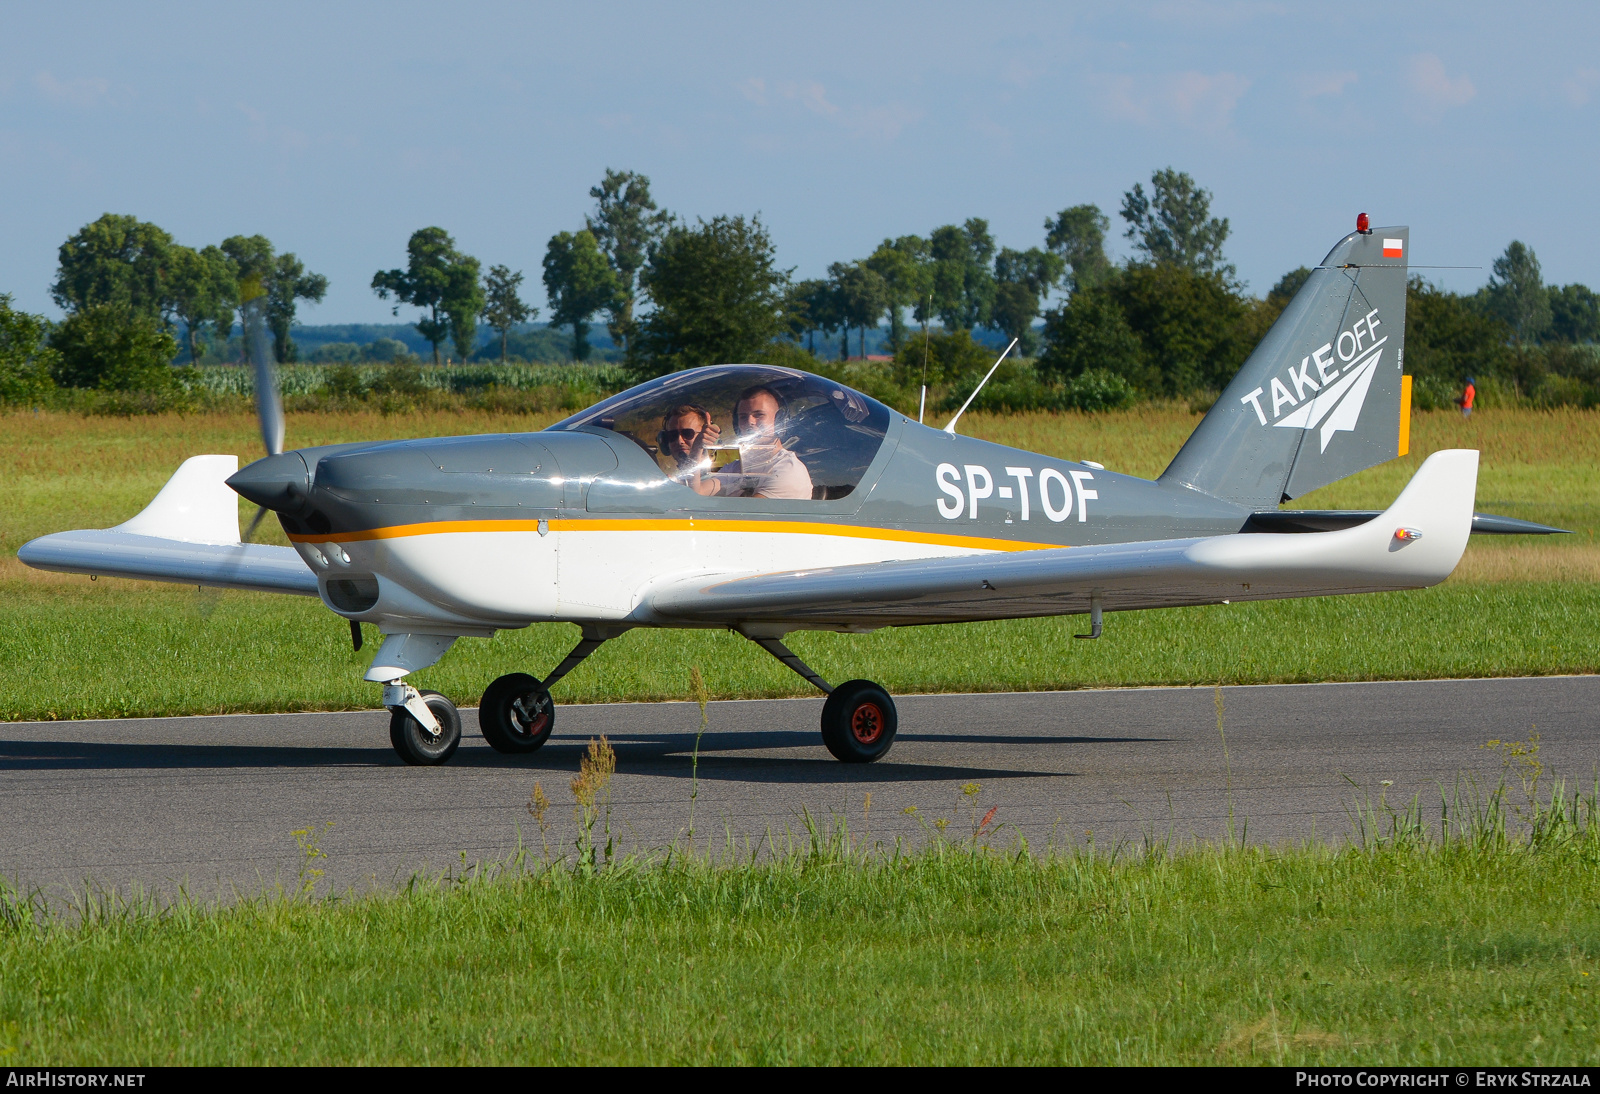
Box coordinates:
[707,385,814,500]
[658,403,720,482]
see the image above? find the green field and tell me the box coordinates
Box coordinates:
[6,808,1600,1065]
[2,404,1596,720]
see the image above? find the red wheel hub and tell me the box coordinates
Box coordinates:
[850,701,884,745]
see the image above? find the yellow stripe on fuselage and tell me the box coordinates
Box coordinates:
[289,517,1065,553]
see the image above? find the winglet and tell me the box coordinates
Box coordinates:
[1188,448,1478,589]
[1373,448,1478,580]
[113,454,241,545]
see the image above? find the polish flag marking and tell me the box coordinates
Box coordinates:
[1383,238,1403,258]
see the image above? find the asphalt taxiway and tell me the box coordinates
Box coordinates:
[2,676,1592,899]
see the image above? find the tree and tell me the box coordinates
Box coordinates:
[373,227,478,365]
[1486,241,1551,346]
[220,235,276,363]
[1110,264,1251,395]
[266,252,328,363]
[585,169,673,352]
[1120,168,1233,280]
[632,214,790,378]
[865,235,932,353]
[166,245,237,364]
[444,255,483,364]
[0,294,58,405]
[781,278,832,355]
[1406,276,1511,383]
[1037,287,1146,387]
[928,219,996,331]
[543,230,621,362]
[992,246,1065,353]
[50,304,179,392]
[828,261,888,360]
[1548,283,1600,344]
[481,265,536,362]
[52,214,175,321]
[1044,204,1112,292]
[891,328,993,390]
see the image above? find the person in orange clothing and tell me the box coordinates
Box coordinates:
[1457,377,1476,418]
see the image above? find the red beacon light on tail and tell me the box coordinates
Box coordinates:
[1356,212,1371,234]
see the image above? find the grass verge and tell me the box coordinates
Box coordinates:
[1,580,1595,720]
[4,770,1600,1065]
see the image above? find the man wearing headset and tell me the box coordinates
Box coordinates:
[664,386,812,500]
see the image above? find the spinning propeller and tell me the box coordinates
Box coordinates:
[197,279,287,621]
[240,279,284,544]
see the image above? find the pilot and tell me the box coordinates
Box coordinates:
[705,385,813,500]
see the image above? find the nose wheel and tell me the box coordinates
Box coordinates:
[389,689,462,765]
[820,679,898,763]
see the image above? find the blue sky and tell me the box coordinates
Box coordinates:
[2,1,1595,323]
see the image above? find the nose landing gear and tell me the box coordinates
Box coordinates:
[389,688,462,765]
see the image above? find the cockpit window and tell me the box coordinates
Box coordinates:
[548,365,892,501]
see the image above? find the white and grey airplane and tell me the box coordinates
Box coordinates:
[20,220,1563,765]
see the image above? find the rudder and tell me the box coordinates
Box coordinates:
[1160,225,1411,507]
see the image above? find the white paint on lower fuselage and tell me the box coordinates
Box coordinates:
[326,526,989,630]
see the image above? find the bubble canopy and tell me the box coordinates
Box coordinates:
[549,365,893,501]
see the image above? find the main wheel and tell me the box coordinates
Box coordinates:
[820,679,898,763]
[389,689,462,765]
[478,672,555,754]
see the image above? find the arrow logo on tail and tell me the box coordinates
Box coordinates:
[1274,339,1386,452]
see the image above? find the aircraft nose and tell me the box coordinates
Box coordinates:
[226,451,312,512]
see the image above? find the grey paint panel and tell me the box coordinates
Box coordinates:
[18,531,319,595]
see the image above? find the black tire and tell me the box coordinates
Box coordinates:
[389,689,462,765]
[478,672,555,754]
[820,679,897,763]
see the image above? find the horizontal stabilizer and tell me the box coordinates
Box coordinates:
[645,450,1478,628]
[1243,510,1569,536]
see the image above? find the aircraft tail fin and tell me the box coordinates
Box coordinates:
[1160,226,1411,508]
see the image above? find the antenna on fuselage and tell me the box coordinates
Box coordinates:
[942,337,1018,435]
[918,294,930,424]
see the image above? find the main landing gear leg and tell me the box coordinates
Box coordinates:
[479,625,631,755]
[741,629,898,764]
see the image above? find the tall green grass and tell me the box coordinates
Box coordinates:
[4,765,1600,1065]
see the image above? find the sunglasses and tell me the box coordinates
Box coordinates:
[665,428,701,443]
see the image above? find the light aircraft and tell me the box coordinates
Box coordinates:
[20,220,1564,765]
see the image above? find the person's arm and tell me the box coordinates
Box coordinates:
[683,423,724,495]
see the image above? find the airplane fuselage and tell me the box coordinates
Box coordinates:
[230,414,1253,636]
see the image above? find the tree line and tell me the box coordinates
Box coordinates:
[3,168,1597,413]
